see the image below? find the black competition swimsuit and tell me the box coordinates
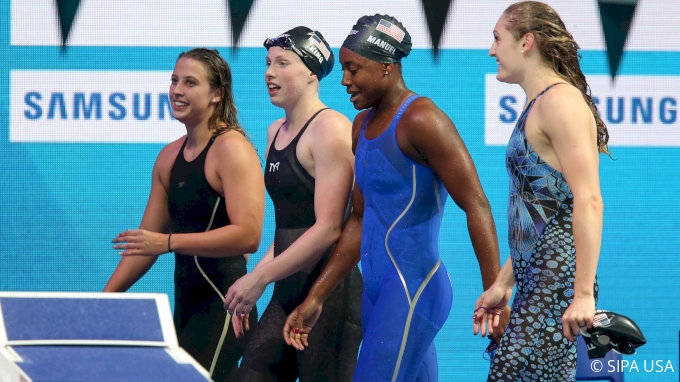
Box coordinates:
[168,137,257,382]
[238,109,363,382]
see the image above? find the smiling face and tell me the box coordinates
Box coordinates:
[170,57,220,128]
[339,47,386,110]
[265,46,316,109]
[489,16,525,84]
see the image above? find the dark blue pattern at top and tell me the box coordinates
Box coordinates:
[506,85,571,265]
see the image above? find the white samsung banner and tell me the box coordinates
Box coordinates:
[12,70,680,145]
[10,70,183,143]
[485,74,680,147]
[11,0,680,50]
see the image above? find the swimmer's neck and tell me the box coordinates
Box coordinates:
[517,65,565,104]
[183,121,213,150]
[371,80,412,116]
[282,93,326,133]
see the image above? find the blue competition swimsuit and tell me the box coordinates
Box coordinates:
[353,95,453,382]
[488,84,598,381]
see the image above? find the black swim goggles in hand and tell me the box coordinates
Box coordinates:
[580,310,646,358]
[589,332,637,355]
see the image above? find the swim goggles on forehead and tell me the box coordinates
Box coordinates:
[263,35,303,57]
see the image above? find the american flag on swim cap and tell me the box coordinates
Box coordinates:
[309,34,331,60]
[376,19,405,43]
[593,312,613,328]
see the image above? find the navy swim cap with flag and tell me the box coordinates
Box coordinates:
[264,26,334,80]
[342,14,412,63]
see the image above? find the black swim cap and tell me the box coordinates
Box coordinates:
[342,14,412,63]
[264,26,334,80]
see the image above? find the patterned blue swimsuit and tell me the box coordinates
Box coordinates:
[353,95,453,382]
[489,84,598,381]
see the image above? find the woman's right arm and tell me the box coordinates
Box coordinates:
[493,256,515,290]
[103,144,175,292]
[283,183,364,349]
[253,242,275,271]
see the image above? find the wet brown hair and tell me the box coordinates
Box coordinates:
[503,1,610,154]
[177,48,248,139]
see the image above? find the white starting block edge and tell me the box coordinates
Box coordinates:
[0,292,212,382]
[0,347,30,382]
[0,292,178,348]
[164,347,211,375]
[0,347,212,382]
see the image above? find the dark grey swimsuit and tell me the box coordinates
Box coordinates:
[169,137,257,382]
[237,110,363,382]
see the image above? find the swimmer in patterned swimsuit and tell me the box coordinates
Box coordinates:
[472,2,611,381]
[284,15,506,382]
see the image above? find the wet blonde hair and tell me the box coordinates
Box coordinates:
[504,1,610,154]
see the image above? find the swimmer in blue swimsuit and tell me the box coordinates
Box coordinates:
[473,3,609,381]
[283,15,506,382]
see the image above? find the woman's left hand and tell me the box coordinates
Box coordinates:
[473,283,512,340]
[112,229,169,256]
[231,312,250,338]
[223,272,266,316]
[562,294,596,341]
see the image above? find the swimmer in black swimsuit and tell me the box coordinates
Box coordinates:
[105,48,264,382]
[222,27,363,382]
